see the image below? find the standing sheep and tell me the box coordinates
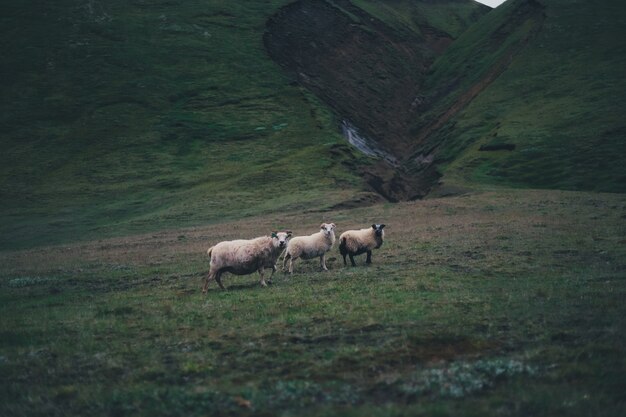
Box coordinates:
[203,231,292,292]
[282,223,336,274]
[339,224,385,266]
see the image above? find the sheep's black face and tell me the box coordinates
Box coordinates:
[371,224,386,237]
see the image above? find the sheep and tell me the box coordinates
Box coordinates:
[339,224,385,266]
[203,231,292,292]
[282,223,336,273]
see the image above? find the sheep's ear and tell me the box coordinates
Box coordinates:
[331,223,336,229]
[286,230,293,237]
[380,224,386,229]
[371,224,377,229]
[320,223,325,229]
[271,232,277,238]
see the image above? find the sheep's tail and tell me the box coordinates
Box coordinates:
[207,246,214,258]
[339,237,347,255]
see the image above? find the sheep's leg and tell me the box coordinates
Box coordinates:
[258,267,268,287]
[342,253,347,266]
[366,250,372,264]
[282,252,291,272]
[349,254,356,267]
[203,269,216,293]
[289,256,298,274]
[267,265,276,285]
[320,254,328,271]
[214,270,225,290]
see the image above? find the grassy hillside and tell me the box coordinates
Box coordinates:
[0,0,370,250]
[411,0,626,192]
[2,0,624,251]
[1,189,624,416]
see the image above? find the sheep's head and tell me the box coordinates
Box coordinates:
[371,224,386,238]
[271,231,292,249]
[320,223,336,238]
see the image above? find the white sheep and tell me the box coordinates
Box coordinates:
[339,224,385,266]
[282,223,336,273]
[203,231,292,292]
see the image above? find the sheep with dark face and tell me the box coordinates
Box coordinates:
[203,231,292,292]
[282,223,336,273]
[339,224,385,266]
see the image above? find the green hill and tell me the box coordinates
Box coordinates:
[0,1,364,249]
[0,0,485,250]
[408,0,626,193]
[1,0,625,250]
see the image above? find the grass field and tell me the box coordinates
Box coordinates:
[2,188,624,416]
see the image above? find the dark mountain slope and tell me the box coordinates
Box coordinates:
[264,0,489,200]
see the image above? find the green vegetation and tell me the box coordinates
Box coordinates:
[1,2,625,414]
[1,189,624,416]
[2,0,625,249]
[414,0,626,193]
[0,0,368,250]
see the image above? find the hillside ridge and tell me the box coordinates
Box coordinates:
[264,0,546,199]
[264,0,490,200]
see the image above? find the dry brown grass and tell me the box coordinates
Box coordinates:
[2,188,622,280]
